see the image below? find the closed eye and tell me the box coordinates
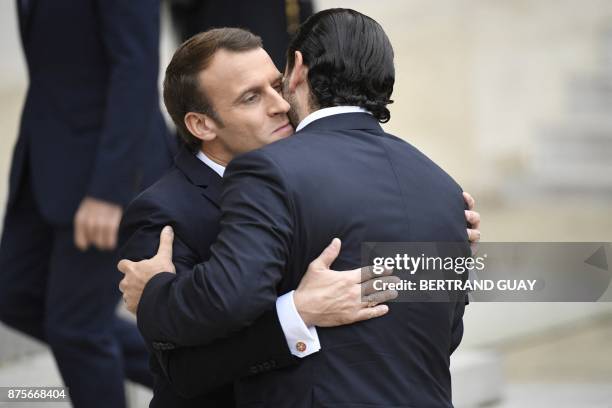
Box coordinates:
[243,93,260,104]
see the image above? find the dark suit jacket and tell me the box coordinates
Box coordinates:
[12,0,173,224]
[139,113,469,407]
[119,148,296,406]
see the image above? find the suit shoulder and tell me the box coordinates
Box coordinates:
[119,167,206,256]
[228,132,316,174]
[381,132,463,192]
[120,166,202,240]
[225,145,286,176]
[125,168,185,215]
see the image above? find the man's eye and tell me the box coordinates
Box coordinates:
[273,84,282,93]
[244,94,259,104]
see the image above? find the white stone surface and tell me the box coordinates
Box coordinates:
[0,350,152,408]
[452,351,504,408]
[494,383,612,408]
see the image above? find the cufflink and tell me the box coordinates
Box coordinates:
[295,341,307,353]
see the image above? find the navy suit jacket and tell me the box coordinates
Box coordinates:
[119,148,296,406]
[139,113,469,407]
[12,0,173,224]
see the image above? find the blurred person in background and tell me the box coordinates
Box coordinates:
[167,0,313,69]
[0,1,173,407]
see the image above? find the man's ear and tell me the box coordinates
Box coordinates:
[184,112,217,142]
[287,51,308,92]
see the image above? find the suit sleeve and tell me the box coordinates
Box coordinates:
[118,195,200,272]
[88,0,162,207]
[449,296,466,354]
[138,149,294,346]
[449,193,470,354]
[120,189,297,395]
[158,310,296,398]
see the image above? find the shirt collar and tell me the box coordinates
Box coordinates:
[295,106,371,132]
[195,107,371,171]
[196,150,226,177]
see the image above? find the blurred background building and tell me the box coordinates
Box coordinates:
[0,0,611,406]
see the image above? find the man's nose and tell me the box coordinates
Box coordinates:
[269,89,290,115]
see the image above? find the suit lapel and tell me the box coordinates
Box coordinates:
[174,147,222,207]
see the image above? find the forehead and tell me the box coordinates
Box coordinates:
[199,48,280,103]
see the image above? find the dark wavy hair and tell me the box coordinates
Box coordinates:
[286,8,395,123]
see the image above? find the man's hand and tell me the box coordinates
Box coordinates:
[118,226,176,314]
[74,196,123,251]
[463,191,481,255]
[293,238,400,327]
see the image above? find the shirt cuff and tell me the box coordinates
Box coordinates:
[275,290,321,358]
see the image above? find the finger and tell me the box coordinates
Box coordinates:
[363,289,399,306]
[361,275,401,296]
[84,218,98,250]
[86,217,100,250]
[353,304,389,322]
[467,228,481,243]
[127,301,137,315]
[155,226,174,261]
[95,219,111,251]
[464,210,480,228]
[100,215,120,250]
[73,218,89,251]
[471,242,479,256]
[107,216,120,250]
[350,264,394,284]
[313,238,341,269]
[117,259,132,274]
[463,191,475,210]
[97,217,114,250]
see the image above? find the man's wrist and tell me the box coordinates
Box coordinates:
[276,291,321,358]
[292,288,314,326]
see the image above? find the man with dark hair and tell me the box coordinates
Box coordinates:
[120,10,481,406]
[284,8,395,124]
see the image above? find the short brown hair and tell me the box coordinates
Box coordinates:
[163,28,263,151]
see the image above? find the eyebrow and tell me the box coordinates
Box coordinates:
[232,74,283,105]
[272,73,283,85]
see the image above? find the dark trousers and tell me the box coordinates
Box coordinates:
[0,176,152,407]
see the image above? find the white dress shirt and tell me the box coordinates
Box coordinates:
[295,106,371,132]
[195,150,320,357]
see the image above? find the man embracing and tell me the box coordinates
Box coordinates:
[121,9,481,407]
